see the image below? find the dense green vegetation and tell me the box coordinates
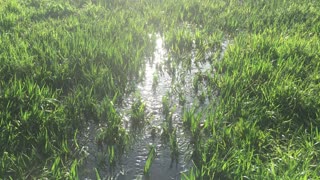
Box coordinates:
[1,0,319,179]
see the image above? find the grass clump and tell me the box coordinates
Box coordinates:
[130,95,146,129]
[0,78,73,179]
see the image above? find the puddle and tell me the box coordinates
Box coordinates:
[115,34,189,180]
[78,34,229,180]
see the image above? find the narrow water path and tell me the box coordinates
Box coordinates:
[115,34,190,180]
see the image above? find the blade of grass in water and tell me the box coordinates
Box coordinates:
[144,145,156,175]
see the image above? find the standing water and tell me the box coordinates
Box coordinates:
[115,34,190,180]
[79,34,229,180]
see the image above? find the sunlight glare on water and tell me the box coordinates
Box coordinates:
[79,33,228,180]
[116,33,188,180]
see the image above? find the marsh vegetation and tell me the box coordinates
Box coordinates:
[1,0,320,179]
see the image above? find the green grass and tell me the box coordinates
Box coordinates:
[1,0,152,178]
[130,94,146,130]
[144,145,156,175]
[1,0,320,179]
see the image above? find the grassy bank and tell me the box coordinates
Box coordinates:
[1,0,319,179]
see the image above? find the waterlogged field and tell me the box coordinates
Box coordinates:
[1,0,320,179]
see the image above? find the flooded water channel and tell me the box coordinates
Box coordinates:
[79,34,229,180]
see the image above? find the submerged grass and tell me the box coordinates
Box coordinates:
[144,145,156,175]
[1,0,320,179]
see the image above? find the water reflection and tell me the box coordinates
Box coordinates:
[79,34,229,180]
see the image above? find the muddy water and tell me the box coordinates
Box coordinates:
[79,34,229,180]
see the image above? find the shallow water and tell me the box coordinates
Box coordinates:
[115,34,190,180]
[78,34,229,180]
